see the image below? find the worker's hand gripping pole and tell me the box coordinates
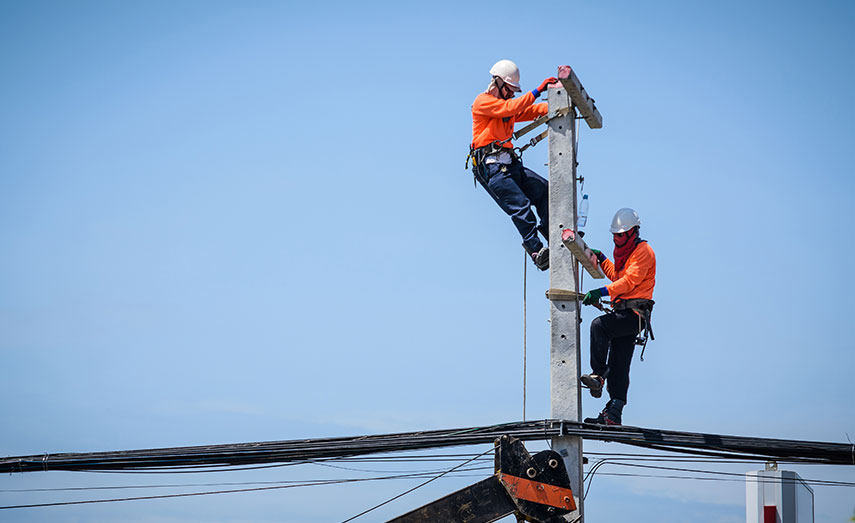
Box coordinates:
[561,229,606,279]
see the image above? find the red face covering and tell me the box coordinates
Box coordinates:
[613,227,640,273]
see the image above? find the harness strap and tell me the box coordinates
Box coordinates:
[513,106,571,141]
[517,129,548,155]
[468,145,499,193]
[613,299,655,361]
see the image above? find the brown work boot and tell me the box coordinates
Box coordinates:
[580,374,605,398]
[531,247,549,271]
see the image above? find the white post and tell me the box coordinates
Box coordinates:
[746,464,815,523]
[548,81,584,521]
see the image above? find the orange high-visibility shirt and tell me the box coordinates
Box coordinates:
[601,242,656,302]
[471,92,547,149]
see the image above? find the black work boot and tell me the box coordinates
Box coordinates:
[584,399,625,426]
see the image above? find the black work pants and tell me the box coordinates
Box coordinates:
[590,310,641,403]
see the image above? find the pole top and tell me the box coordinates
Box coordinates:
[557,65,603,129]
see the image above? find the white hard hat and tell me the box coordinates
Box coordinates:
[609,208,641,233]
[489,59,522,92]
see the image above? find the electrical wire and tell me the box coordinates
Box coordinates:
[0,475,410,510]
[4,442,852,514]
[583,458,609,500]
[0,465,496,495]
[523,248,527,421]
[76,453,496,475]
[4,420,853,475]
[586,461,855,487]
[586,471,855,488]
[312,459,490,475]
[341,445,496,522]
[6,463,849,513]
[0,466,497,511]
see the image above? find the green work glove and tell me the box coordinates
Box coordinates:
[590,248,606,263]
[582,288,603,305]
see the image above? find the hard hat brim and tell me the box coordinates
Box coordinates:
[609,224,640,233]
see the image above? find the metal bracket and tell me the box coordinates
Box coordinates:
[388,436,576,523]
[557,65,602,129]
[561,229,606,279]
[546,288,585,301]
[514,106,571,141]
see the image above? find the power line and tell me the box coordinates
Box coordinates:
[3,446,852,512]
[589,462,855,488]
[0,467,492,511]
[0,466,494,494]
[588,471,855,488]
[2,420,852,475]
[341,445,496,522]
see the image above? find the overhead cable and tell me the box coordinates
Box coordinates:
[2,420,853,475]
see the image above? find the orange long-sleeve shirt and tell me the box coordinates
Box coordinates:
[471,91,547,149]
[601,242,656,302]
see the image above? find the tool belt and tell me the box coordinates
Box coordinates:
[465,142,525,221]
[467,143,518,189]
[612,299,655,361]
[612,298,654,312]
[478,142,516,159]
[471,143,517,166]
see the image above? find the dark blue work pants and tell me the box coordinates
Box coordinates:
[479,158,549,253]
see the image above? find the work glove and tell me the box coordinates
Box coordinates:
[538,77,558,92]
[590,248,606,263]
[582,288,605,305]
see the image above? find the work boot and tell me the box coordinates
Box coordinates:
[580,374,605,398]
[584,399,624,426]
[531,247,549,271]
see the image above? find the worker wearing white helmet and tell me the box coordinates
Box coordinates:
[470,60,558,270]
[579,207,657,426]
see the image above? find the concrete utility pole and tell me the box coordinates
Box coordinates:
[547,65,603,523]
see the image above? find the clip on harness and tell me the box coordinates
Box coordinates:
[612,299,655,361]
[465,106,572,182]
[466,140,516,188]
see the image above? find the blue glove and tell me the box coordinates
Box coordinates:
[590,248,606,263]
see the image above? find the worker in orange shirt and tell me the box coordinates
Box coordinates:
[579,208,656,426]
[470,60,557,270]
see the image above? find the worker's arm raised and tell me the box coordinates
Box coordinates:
[516,103,548,122]
[473,91,537,118]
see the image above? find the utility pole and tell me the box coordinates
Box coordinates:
[548,65,602,523]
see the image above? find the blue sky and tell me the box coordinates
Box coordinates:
[1,1,853,521]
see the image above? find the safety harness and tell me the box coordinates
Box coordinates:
[466,141,517,189]
[465,106,572,184]
[612,298,655,361]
